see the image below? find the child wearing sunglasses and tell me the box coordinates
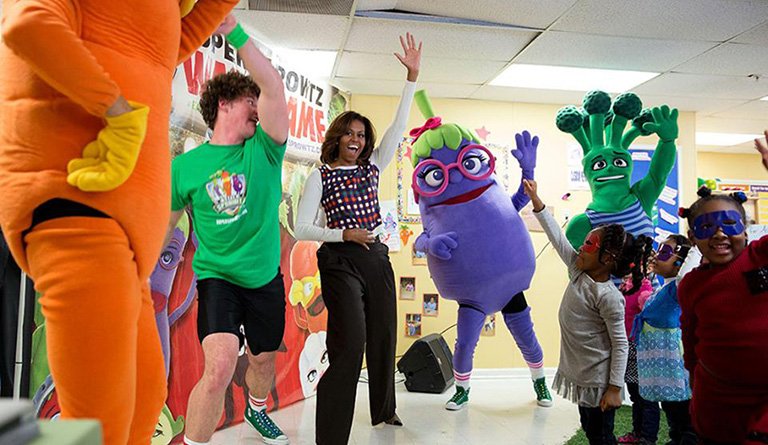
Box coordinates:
[524,179,652,444]
[677,185,768,444]
[631,234,701,445]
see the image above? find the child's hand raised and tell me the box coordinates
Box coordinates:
[754,130,768,171]
[523,179,544,212]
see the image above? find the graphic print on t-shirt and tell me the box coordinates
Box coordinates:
[206,169,247,216]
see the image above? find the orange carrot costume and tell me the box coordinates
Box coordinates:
[0,1,238,443]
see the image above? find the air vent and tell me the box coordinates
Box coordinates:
[247,0,354,15]
[354,9,535,30]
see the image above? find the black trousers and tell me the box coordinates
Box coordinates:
[661,400,697,445]
[627,381,661,441]
[579,406,617,445]
[315,241,397,445]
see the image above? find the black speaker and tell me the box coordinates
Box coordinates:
[396,333,454,393]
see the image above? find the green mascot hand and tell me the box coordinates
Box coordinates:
[67,101,149,192]
[642,105,678,142]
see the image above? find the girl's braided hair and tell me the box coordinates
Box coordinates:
[678,186,748,228]
[599,224,654,295]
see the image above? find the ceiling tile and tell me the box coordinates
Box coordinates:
[699,112,768,136]
[356,0,397,10]
[343,17,538,61]
[516,31,716,72]
[389,0,578,29]
[471,85,585,105]
[333,77,480,98]
[234,10,348,50]
[709,99,768,120]
[674,43,768,76]
[633,72,768,100]
[336,52,507,84]
[552,0,768,41]
[637,95,748,114]
[732,21,768,46]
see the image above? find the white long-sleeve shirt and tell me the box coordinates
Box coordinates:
[294,81,417,242]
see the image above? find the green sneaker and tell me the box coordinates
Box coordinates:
[445,386,470,411]
[244,405,289,445]
[533,377,553,407]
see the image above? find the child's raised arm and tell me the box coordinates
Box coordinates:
[754,130,768,171]
[526,179,578,267]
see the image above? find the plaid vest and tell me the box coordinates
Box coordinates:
[319,164,382,230]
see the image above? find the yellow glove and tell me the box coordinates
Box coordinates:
[67,101,149,192]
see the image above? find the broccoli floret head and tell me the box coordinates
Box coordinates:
[583,90,611,114]
[556,105,585,133]
[613,92,642,119]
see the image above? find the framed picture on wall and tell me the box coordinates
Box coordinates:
[405,313,422,338]
[422,293,439,317]
[480,314,496,337]
[412,246,427,266]
[399,277,416,300]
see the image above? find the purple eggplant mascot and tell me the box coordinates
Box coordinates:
[411,90,551,410]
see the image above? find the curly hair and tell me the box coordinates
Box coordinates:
[199,71,261,130]
[320,111,376,165]
[598,224,654,295]
[679,186,748,229]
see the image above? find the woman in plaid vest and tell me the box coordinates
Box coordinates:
[295,33,421,445]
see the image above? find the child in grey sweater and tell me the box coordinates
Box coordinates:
[524,179,651,445]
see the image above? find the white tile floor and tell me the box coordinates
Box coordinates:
[210,370,581,445]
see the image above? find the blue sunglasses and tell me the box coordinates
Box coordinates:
[692,210,745,240]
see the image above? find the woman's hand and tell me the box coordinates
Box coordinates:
[343,228,375,249]
[394,32,422,82]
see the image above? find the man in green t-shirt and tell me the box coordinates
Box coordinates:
[166,15,289,445]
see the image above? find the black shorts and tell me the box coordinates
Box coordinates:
[196,271,285,355]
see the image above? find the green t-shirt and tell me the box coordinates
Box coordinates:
[171,125,285,288]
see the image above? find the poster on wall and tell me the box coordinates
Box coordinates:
[567,144,590,191]
[405,313,422,338]
[628,146,681,245]
[399,277,416,300]
[481,314,496,337]
[29,28,346,445]
[422,293,439,317]
[376,200,401,252]
[715,182,768,225]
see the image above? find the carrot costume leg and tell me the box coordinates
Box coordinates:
[25,216,165,445]
[127,281,167,445]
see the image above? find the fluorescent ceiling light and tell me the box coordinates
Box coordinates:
[696,132,761,146]
[761,96,768,101]
[274,49,337,80]
[489,64,659,93]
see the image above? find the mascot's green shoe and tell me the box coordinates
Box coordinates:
[445,386,470,411]
[534,377,553,407]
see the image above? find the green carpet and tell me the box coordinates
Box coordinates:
[564,406,670,445]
